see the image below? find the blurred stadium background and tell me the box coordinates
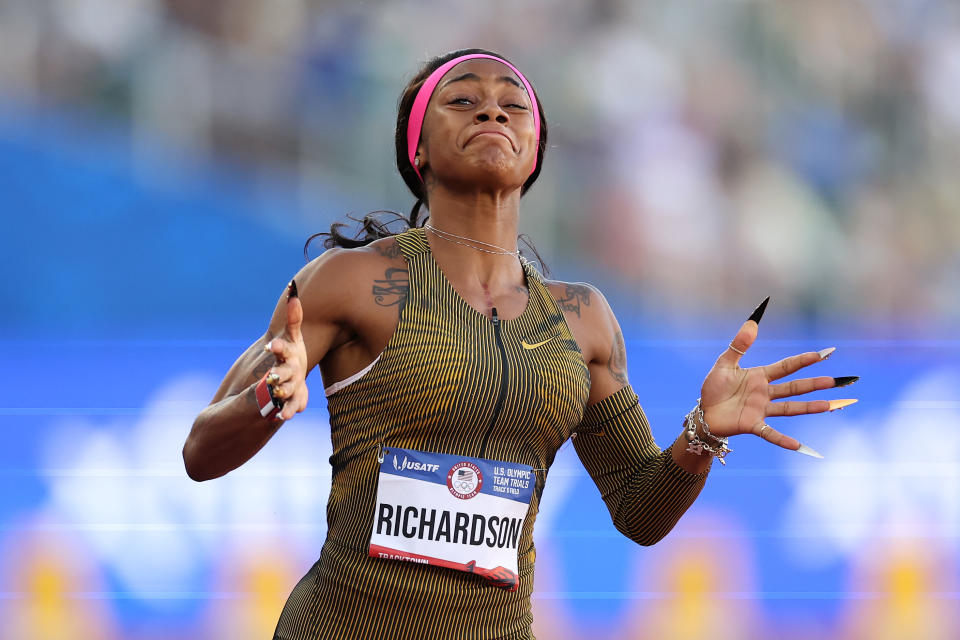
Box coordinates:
[1,0,958,638]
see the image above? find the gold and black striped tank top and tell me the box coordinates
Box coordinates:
[273,228,591,639]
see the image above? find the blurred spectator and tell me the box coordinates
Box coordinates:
[1,0,957,322]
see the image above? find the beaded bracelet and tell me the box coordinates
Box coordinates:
[683,399,732,465]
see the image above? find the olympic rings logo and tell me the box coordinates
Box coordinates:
[446,462,483,500]
[453,478,476,493]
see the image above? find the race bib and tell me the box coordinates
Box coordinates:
[368,447,535,591]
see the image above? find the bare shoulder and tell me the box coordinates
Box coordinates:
[361,237,409,310]
[366,236,406,262]
[286,236,410,362]
[300,236,404,275]
[544,279,617,364]
[295,237,406,308]
[544,280,604,320]
[546,279,629,400]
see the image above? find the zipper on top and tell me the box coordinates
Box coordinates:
[479,307,509,457]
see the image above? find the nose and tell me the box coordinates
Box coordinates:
[475,99,508,125]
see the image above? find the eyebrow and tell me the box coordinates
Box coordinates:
[440,72,523,90]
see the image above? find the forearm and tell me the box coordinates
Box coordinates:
[182,260,346,481]
[183,384,284,481]
[575,386,710,546]
[611,437,709,545]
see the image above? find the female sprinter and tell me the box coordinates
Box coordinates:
[182,49,858,639]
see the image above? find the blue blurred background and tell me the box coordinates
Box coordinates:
[2,1,958,638]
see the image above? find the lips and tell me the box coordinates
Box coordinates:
[466,130,515,151]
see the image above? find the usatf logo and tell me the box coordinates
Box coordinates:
[446,462,483,500]
[393,455,440,473]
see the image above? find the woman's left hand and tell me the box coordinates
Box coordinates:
[698,298,858,454]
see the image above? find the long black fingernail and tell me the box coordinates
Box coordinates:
[748,296,770,324]
[833,376,859,388]
[287,279,298,299]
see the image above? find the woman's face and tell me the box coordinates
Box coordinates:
[417,58,537,193]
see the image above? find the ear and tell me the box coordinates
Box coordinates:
[415,147,428,169]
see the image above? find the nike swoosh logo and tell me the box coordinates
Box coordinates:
[521,335,558,350]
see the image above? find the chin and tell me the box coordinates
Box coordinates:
[463,152,525,186]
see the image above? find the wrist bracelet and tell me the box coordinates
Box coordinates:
[684,399,732,465]
[255,373,284,419]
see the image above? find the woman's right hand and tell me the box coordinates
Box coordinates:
[265,281,310,421]
[185,245,388,480]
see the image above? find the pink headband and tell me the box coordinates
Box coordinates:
[406,53,541,182]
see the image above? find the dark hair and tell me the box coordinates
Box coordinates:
[305,48,549,265]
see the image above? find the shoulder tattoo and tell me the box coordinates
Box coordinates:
[606,328,628,385]
[556,283,592,319]
[373,241,402,259]
[373,267,409,312]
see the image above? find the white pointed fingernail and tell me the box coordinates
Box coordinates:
[796,443,824,458]
[818,347,836,360]
[828,398,858,411]
[264,340,273,352]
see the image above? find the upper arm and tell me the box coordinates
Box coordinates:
[208,248,364,404]
[547,280,629,406]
